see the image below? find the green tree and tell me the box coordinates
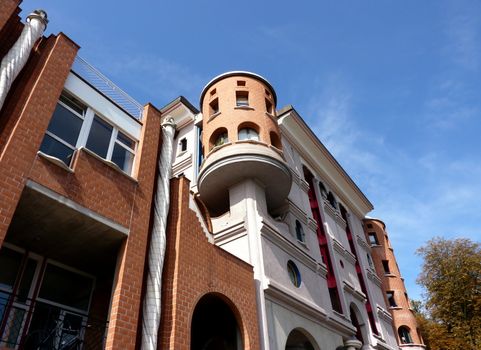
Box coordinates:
[416,237,481,350]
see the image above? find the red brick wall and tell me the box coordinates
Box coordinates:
[104,104,162,350]
[0,32,79,246]
[159,176,260,350]
[363,219,423,345]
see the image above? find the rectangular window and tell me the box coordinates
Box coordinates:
[237,80,246,86]
[39,93,86,166]
[265,98,273,114]
[179,138,187,152]
[387,291,397,307]
[236,91,249,107]
[382,260,390,274]
[368,232,379,245]
[209,98,219,115]
[41,92,137,175]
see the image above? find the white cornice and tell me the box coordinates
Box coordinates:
[278,109,374,217]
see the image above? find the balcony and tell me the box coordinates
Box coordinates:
[197,141,291,215]
[0,291,107,349]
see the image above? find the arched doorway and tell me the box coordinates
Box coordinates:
[349,303,370,346]
[191,294,242,350]
[285,329,318,350]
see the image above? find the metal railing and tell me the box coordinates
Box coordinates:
[71,56,143,120]
[0,292,108,350]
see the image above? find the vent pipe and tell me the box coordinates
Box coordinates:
[141,118,176,350]
[0,10,48,111]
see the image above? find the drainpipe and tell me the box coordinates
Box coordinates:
[141,118,176,350]
[0,10,48,111]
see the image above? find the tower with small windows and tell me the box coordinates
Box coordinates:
[363,218,425,349]
[197,71,291,216]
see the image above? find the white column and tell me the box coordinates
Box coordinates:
[0,10,48,111]
[141,118,176,350]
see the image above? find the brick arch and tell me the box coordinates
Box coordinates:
[190,291,249,350]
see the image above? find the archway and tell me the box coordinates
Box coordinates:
[285,328,319,350]
[191,294,242,350]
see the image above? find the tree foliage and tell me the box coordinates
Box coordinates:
[416,237,481,350]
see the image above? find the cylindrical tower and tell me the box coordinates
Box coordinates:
[197,71,291,216]
[363,218,425,349]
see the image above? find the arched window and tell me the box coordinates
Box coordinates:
[318,181,327,198]
[295,220,305,242]
[398,326,413,344]
[326,191,337,209]
[285,329,317,350]
[210,128,228,150]
[238,128,259,141]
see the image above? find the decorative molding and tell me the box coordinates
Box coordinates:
[287,199,309,224]
[343,281,367,302]
[377,306,394,323]
[334,212,347,229]
[357,234,371,251]
[261,220,327,276]
[172,153,192,177]
[366,268,383,287]
[323,200,337,219]
[332,238,357,265]
[307,217,318,232]
[213,221,246,245]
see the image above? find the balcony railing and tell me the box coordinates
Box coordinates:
[71,56,143,120]
[0,291,107,350]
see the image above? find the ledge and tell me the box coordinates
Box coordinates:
[207,111,221,123]
[37,151,74,173]
[234,105,255,111]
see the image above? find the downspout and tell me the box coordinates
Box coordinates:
[0,10,48,111]
[141,118,176,350]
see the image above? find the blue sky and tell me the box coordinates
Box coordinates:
[22,1,480,301]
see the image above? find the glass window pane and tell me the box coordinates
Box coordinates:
[16,259,37,303]
[0,248,23,291]
[47,104,83,146]
[39,134,76,165]
[59,94,86,116]
[38,264,93,311]
[117,131,135,150]
[86,116,113,158]
[112,144,134,174]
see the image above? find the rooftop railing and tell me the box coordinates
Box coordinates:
[71,56,143,120]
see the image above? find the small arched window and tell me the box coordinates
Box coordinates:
[295,220,305,242]
[327,191,337,209]
[238,128,259,141]
[398,326,413,344]
[210,128,228,150]
[318,181,327,198]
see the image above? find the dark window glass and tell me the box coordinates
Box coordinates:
[16,259,37,303]
[382,260,390,274]
[38,264,93,311]
[387,291,397,307]
[0,248,23,290]
[86,116,112,158]
[287,260,301,287]
[399,326,413,343]
[46,103,83,146]
[236,91,249,107]
[368,232,379,245]
[112,144,134,174]
[39,134,76,165]
[295,220,305,242]
[180,138,187,152]
[59,94,86,116]
[117,131,135,149]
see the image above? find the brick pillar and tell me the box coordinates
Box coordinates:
[0,0,20,29]
[105,104,162,350]
[0,33,79,247]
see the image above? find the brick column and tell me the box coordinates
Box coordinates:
[0,0,20,29]
[105,104,162,350]
[0,33,79,247]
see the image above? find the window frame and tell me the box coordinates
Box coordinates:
[41,92,137,175]
[235,91,249,107]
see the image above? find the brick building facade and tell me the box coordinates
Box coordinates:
[0,2,423,350]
